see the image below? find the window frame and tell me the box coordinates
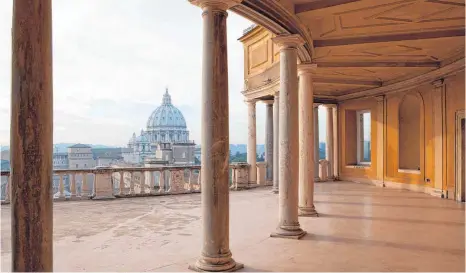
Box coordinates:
[356,110,371,166]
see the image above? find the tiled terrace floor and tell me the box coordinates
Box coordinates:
[1,181,465,272]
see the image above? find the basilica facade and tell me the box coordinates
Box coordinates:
[127,89,195,165]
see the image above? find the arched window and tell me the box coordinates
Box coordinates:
[399,93,422,170]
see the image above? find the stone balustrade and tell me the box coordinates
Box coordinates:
[0,163,257,203]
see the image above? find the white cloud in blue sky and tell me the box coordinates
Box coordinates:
[0,0,328,147]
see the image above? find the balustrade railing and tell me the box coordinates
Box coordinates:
[1,163,255,203]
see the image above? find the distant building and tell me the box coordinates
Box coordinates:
[127,88,196,166]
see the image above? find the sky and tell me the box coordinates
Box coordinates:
[0,0,329,148]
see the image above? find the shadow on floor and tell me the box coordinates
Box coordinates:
[318,213,465,227]
[314,200,465,211]
[316,192,434,200]
[239,266,271,272]
[301,233,465,256]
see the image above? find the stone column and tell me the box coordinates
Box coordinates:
[11,0,53,270]
[270,34,306,239]
[313,104,321,181]
[432,79,446,196]
[326,105,335,180]
[272,92,280,193]
[298,64,318,217]
[247,100,257,185]
[375,96,385,183]
[332,106,339,179]
[264,100,274,185]
[189,0,242,271]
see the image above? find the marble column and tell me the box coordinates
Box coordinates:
[265,100,274,185]
[375,96,385,183]
[247,100,257,185]
[432,79,445,195]
[326,105,335,180]
[272,92,280,193]
[189,0,242,271]
[11,0,53,271]
[270,34,306,239]
[332,106,339,179]
[313,104,321,181]
[298,64,318,217]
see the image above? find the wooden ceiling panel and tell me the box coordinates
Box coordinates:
[313,36,464,62]
[314,83,371,96]
[297,0,465,40]
[312,67,437,82]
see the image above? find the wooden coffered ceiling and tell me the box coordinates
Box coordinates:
[234,0,465,101]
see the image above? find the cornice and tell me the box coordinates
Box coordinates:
[231,0,313,62]
[338,58,465,102]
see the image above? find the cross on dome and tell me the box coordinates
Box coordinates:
[162,87,172,105]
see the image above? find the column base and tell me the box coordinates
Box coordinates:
[270,224,306,240]
[270,229,307,240]
[271,187,278,194]
[298,206,319,217]
[189,257,243,272]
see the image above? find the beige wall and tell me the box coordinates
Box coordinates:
[338,72,465,195]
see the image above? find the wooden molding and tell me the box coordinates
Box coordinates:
[295,0,361,14]
[313,77,381,87]
[314,29,465,47]
[337,58,465,101]
[316,61,440,68]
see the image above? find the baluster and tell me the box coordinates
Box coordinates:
[4,175,11,202]
[82,173,89,198]
[119,171,125,195]
[187,169,193,192]
[140,172,146,194]
[70,173,76,198]
[158,171,165,193]
[149,171,156,194]
[129,171,135,194]
[197,169,201,191]
[166,170,172,193]
[58,173,65,199]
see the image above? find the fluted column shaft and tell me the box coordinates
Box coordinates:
[190,0,242,271]
[313,104,320,181]
[11,0,53,271]
[270,34,306,239]
[265,101,274,184]
[298,64,318,217]
[272,93,280,193]
[247,100,257,184]
[326,105,335,179]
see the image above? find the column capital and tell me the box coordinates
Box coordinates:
[325,103,337,108]
[189,0,242,10]
[313,103,321,109]
[244,98,257,105]
[272,34,305,50]
[263,100,274,105]
[298,63,317,76]
[432,79,445,88]
[374,95,385,102]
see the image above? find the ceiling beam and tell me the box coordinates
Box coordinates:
[313,77,382,87]
[314,29,465,47]
[337,58,465,101]
[295,0,361,14]
[315,61,440,68]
